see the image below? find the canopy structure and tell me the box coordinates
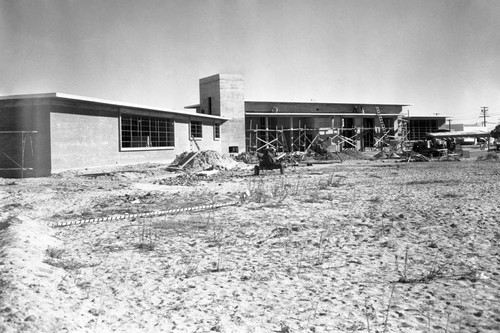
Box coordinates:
[426,130,490,140]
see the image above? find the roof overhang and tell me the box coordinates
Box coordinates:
[403,115,446,119]
[245,100,412,106]
[245,112,401,117]
[427,131,490,139]
[0,93,229,121]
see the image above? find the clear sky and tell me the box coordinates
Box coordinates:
[1,0,499,126]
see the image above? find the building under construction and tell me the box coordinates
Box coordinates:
[187,74,446,154]
[0,73,446,178]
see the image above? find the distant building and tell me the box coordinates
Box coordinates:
[446,123,489,145]
[404,115,448,141]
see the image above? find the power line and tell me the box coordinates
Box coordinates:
[480,106,489,127]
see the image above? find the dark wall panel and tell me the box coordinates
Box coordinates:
[0,105,51,178]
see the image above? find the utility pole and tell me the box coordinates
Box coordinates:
[480,106,489,127]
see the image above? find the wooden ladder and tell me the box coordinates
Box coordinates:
[191,136,201,151]
[375,106,387,133]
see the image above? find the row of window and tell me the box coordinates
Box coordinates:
[121,114,220,149]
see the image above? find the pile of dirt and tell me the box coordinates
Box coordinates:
[171,150,245,171]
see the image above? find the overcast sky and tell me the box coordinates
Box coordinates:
[1,0,499,126]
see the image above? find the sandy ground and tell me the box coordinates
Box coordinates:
[1,152,499,332]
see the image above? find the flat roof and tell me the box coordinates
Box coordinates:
[246,112,401,117]
[245,100,412,106]
[186,101,413,109]
[0,93,229,121]
[427,130,490,138]
[403,115,447,119]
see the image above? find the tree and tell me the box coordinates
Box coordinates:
[490,124,500,141]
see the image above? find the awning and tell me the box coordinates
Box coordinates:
[426,131,490,139]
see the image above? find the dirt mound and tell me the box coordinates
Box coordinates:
[171,150,244,171]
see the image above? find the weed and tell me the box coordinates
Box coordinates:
[394,246,409,281]
[395,247,455,283]
[270,177,289,202]
[382,284,396,333]
[277,321,292,333]
[441,192,462,198]
[292,177,303,196]
[327,173,343,187]
[173,256,202,278]
[364,297,372,333]
[317,173,343,190]
[209,219,226,272]
[44,246,98,270]
[367,196,382,203]
[134,218,158,251]
[406,179,458,186]
[44,257,98,270]
[303,184,324,203]
[316,230,325,264]
[246,178,268,203]
[46,247,65,259]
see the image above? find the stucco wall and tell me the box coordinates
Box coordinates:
[50,107,182,172]
[219,75,245,154]
[185,118,223,152]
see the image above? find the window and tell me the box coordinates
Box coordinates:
[190,120,203,139]
[214,122,220,140]
[229,146,239,153]
[121,114,174,149]
[208,97,212,115]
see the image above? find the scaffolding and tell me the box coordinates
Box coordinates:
[0,131,37,178]
[246,125,385,153]
[247,125,316,153]
[245,110,421,156]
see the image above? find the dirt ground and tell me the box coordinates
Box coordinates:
[1,152,499,332]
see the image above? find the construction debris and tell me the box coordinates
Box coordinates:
[169,150,248,172]
[399,151,431,162]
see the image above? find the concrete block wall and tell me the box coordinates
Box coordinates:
[186,118,222,152]
[199,74,246,154]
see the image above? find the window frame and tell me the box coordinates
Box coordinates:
[214,122,220,140]
[120,113,175,151]
[190,120,203,139]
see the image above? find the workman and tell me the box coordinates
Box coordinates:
[262,148,277,165]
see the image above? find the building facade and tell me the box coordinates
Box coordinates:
[1,73,447,178]
[0,93,228,178]
[189,75,415,153]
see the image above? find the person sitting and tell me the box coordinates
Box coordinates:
[262,148,277,166]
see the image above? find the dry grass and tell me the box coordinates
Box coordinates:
[2,160,499,332]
